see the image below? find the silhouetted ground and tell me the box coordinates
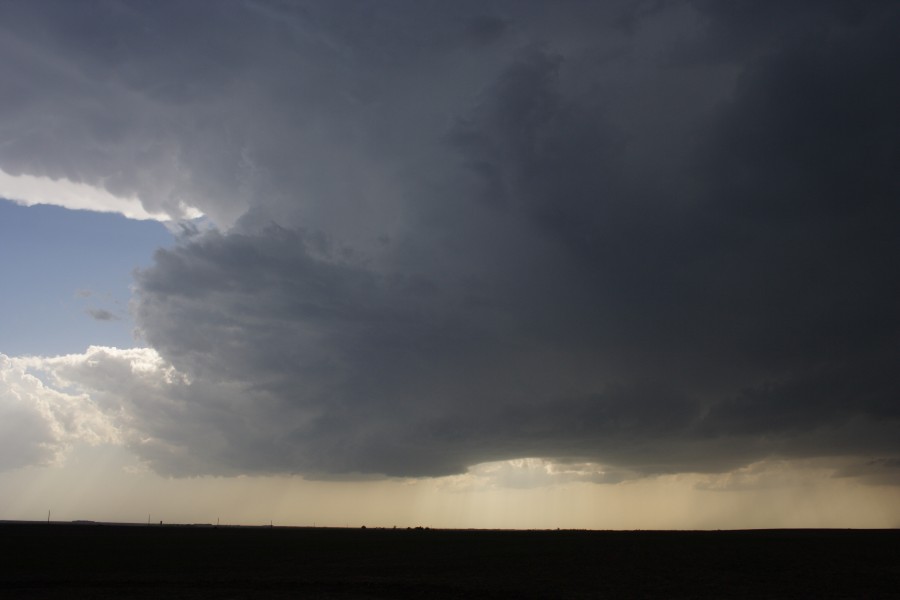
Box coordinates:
[1,523,898,598]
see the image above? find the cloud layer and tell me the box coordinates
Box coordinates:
[2,1,898,479]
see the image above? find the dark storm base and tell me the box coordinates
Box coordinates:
[1,523,898,598]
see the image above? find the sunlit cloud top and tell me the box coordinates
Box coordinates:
[0,169,201,221]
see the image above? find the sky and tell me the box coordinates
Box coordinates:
[1,0,899,529]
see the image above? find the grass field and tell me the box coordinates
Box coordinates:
[1,523,898,598]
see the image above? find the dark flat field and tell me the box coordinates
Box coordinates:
[1,523,898,599]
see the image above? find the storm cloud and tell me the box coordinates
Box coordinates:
[3,1,899,479]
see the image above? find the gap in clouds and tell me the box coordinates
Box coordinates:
[0,201,176,355]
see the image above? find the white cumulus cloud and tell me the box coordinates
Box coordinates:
[0,353,118,471]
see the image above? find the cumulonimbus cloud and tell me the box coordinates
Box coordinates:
[1,1,898,480]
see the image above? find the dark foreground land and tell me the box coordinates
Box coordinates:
[1,524,898,599]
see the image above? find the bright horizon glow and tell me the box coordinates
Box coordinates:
[2,445,899,530]
[0,168,201,222]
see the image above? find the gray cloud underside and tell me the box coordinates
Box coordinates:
[5,1,899,478]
